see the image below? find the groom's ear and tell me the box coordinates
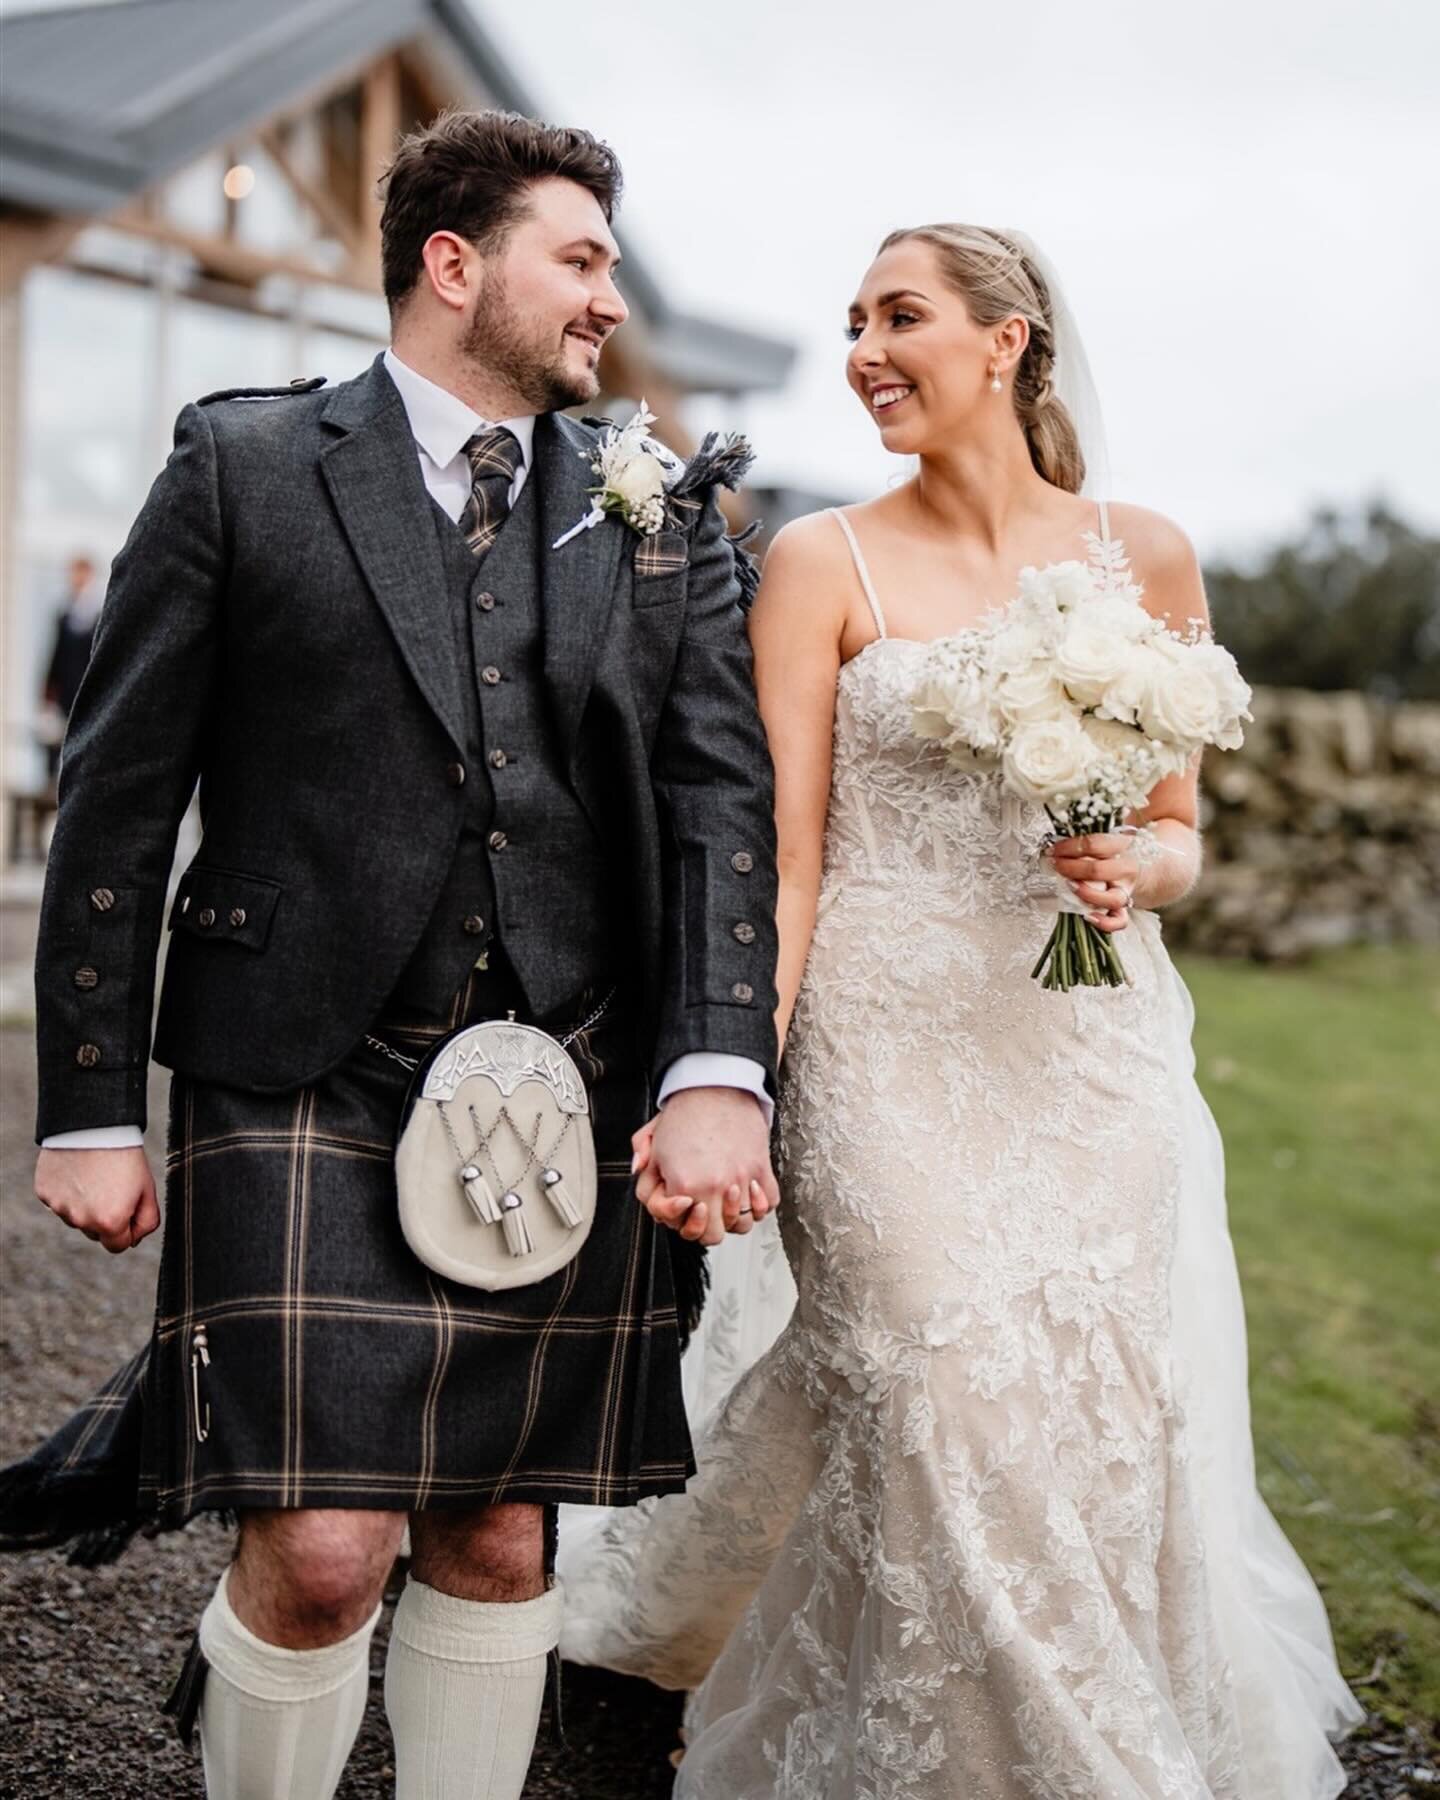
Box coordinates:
[418,230,484,316]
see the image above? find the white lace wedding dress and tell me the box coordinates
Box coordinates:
[558,508,1360,1798]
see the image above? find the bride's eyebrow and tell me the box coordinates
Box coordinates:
[848,288,930,319]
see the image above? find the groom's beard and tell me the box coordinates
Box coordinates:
[460,275,599,413]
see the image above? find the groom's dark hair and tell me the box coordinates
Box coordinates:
[379,109,623,313]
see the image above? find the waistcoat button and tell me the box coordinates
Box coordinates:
[76,1043,102,1068]
[475,591,496,612]
[730,851,754,874]
[732,921,757,944]
[730,982,755,1005]
[489,749,508,769]
[462,914,486,936]
[481,665,502,686]
[488,830,508,851]
[74,966,99,990]
[90,887,115,912]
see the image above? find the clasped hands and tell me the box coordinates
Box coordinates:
[1048,832,1142,933]
[631,1086,779,1246]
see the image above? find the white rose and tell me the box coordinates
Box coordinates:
[986,614,1050,676]
[997,662,1069,724]
[1002,715,1096,807]
[1046,560,1095,610]
[1095,642,1161,726]
[1138,658,1223,747]
[1056,617,1135,707]
[1189,640,1252,750]
[611,455,666,506]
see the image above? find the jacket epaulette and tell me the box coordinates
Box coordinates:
[198,377,327,406]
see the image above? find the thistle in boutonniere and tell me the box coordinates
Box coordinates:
[552,403,756,549]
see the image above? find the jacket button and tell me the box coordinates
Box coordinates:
[475,591,496,612]
[732,921,757,944]
[489,749,508,769]
[229,908,247,928]
[488,830,508,851]
[481,665,502,686]
[76,1043,102,1068]
[462,914,486,936]
[731,982,755,1005]
[73,966,99,990]
[197,907,216,928]
[90,887,115,912]
[446,762,466,787]
[730,851,754,874]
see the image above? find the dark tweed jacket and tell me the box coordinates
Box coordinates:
[34,356,779,1139]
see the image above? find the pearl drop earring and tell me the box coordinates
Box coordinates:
[989,365,1003,394]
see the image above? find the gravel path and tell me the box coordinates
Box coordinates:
[1,985,1432,1795]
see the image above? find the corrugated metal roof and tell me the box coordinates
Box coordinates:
[0,0,795,393]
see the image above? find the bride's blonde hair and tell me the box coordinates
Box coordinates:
[880,223,1086,494]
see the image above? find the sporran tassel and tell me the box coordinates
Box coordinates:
[539,1167,583,1229]
[460,1164,502,1226]
[500,1191,534,1258]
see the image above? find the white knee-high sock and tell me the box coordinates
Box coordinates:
[384,1577,563,1800]
[197,1568,380,1800]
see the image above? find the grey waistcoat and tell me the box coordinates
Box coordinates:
[389,475,614,1018]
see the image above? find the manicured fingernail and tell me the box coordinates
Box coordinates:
[630,1152,641,1173]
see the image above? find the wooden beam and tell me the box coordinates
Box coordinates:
[259,124,362,259]
[0,210,86,296]
[359,56,401,286]
[110,205,375,294]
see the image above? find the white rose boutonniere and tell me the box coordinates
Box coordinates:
[553,402,679,547]
[552,404,758,555]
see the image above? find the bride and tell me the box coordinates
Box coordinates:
[558,223,1361,1797]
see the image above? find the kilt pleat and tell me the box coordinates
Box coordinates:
[127,981,694,1528]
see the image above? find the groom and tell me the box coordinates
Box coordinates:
[27,109,779,1798]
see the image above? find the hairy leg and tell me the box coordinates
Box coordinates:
[408,1500,546,1601]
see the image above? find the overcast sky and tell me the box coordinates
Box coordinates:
[5,0,1436,556]
[485,0,1439,557]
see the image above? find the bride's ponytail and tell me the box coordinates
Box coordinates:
[879,223,1087,495]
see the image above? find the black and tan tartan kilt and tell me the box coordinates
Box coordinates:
[134,971,694,1529]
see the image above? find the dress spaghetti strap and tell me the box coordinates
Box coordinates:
[829,509,888,640]
[1096,498,1112,547]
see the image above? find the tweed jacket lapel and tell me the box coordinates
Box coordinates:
[530,410,625,759]
[319,356,465,751]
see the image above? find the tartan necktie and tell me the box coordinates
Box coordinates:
[458,426,525,561]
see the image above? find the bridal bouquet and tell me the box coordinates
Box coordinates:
[910,557,1251,991]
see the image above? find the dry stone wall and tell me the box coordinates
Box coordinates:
[1163,687,1440,960]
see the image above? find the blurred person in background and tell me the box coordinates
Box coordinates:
[36,552,102,782]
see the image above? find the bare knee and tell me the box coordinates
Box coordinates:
[409,1502,545,1602]
[230,1508,406,1647]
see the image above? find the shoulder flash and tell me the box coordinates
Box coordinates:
[198,376,327,405]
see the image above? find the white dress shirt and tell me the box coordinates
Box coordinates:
[44,351,768,1148]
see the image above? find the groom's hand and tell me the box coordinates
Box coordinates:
[634,1089,778,1247]
[35,1146,160,1253]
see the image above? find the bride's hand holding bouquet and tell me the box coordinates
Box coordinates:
[910,555,1251,990]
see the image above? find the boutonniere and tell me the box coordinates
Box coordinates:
[552,403,755,550]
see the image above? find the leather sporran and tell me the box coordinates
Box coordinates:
[394,1016,597,1290]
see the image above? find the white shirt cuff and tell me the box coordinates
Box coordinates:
[42,1125,145,1150]
[657,1053,773,1128]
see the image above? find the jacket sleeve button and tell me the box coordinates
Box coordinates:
[462,914,486,936]
[730,981,755,1005]
[446,762,467,787]
[90,888,115,912]
[73,966,100,990]
[732,921,757,944]
[730,851,754,874]
[197,907,216,928]
[76,1043,102,1068]
[229,908,247,928]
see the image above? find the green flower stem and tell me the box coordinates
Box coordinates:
[1032,910,1130,992]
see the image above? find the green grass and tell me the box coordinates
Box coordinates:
[1179,946,1440,1728]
